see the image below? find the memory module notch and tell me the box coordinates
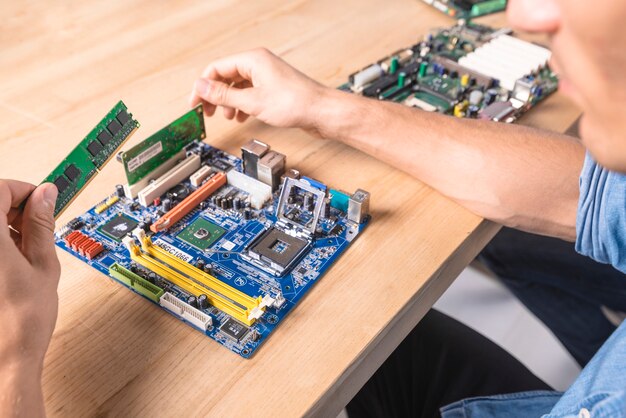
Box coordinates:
[42,100,140,218]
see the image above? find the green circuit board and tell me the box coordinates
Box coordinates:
[421,0,507,19]
[41,101,139,218]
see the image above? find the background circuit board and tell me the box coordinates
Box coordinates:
[340,22,558,124]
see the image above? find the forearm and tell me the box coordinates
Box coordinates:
[315,89,584,240]
[0,361,45,418]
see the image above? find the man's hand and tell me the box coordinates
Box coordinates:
[0,180,60,418]
[190,48,330,135]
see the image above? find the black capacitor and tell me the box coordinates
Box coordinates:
[161,198,172,212]
[198,294,209,309]
[226,197,233,209]
[220,198,227,209]
[243,208,251,220]
[323,198,331,218]
[148,272,157,283]
[233,197,241,211]
[196,259,205,270]
[130,264,138,273]
[187,296,198,308]
[115,184,125,198]
[467,105,480,118]
[199,201,207,210]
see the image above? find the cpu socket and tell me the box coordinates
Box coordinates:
[247,228,309,276]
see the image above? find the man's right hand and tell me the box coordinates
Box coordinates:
[189,48,332,136]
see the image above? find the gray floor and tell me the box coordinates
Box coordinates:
[339,265,581,418]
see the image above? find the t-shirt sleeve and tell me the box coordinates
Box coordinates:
[575,152,626,273]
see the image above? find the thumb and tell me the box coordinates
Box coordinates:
[194,78,255,114]
[22,183,59,271]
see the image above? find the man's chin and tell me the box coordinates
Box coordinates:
[581,120,626,173]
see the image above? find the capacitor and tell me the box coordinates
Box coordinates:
[418,61,428,78]
[485,89,497,105]
[198,294,209,309]
[161,198,172,212]
[460,74,470,87]
[233,198,241,210]
[148,272,157,283]
[115,184,125,198]
[469,90,484,106]
[453,103,465,118]
[449,71,458,79]
[196,259,205,270]
[227,197,233,209]
[467,105,480,118]
[187,296,198,308]
[243,208,251,220]
[397,72,406,87]
[389,56,399,74]
[324,197,331,218]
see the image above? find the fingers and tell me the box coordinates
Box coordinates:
[192,78,256,116]
[0,179,36,239]
[21,183,60,273]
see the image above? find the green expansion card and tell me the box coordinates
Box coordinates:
[421,0,507,19]
[42,101,139,218]
[121,105,205,186]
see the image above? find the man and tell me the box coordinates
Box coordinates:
[186,0,626,415]
[2,0,625,416]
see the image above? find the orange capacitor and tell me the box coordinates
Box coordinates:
[150,171,226,232]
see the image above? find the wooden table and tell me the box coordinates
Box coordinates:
[0,1,580,416]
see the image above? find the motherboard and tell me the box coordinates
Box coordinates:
[421,0,507,19]
[55,105,370,358]
[340,22,557,123]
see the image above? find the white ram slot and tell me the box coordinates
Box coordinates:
[226,170,272,209]
[159,292,212,331]
[124,150,186,198]
[137,154,201,206]
[190,165,212,187]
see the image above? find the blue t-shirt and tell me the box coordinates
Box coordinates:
[442,153,626,418]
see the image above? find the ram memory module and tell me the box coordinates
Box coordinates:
[42,101,139,218]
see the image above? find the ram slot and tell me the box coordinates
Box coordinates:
[140,236,262,313]
[125,239,258,325]
[151,171,227,232]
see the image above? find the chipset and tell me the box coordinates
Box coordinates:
[99,215,138,241]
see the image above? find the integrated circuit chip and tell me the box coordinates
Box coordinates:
[107,119,122,136]
[97,130,113,145]
[64,164,80,182]
[87,140,104,157]
[116,109,130,125]
[54,176,70,194]
[177,217,225,250]
[98,215,138,241]
[220,317,249,341]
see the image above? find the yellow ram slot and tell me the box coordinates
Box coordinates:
[141,236,262,311]
[128,243,256,325]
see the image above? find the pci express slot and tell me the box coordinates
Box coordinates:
[125,235,264,325]
[151,171,227,232]
[108,262,164,303]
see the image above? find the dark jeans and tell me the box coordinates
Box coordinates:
[346,310,551,418]
[478,227,626,366]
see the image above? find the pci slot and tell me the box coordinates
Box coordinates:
[125,236,266,325]
[151,171,227,232]
[109,262,164,303]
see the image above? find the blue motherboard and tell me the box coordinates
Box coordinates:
[55,134,370,358]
